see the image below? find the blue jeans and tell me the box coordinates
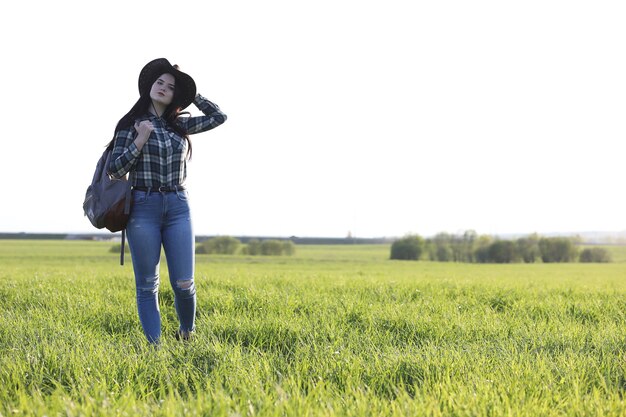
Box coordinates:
[126,189,196,343]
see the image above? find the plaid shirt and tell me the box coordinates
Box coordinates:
[108,94,227,187]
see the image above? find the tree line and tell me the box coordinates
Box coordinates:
[390,231,612,263]
[196,236,295,256]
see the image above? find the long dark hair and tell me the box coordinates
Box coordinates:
[108,74,192,158]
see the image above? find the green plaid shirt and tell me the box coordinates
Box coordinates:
[108,94,227,187]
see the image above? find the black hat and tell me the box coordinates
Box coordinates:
[138,58,196,110]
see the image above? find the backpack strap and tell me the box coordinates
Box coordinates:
[120,229,126,265]
[120,168,135,266]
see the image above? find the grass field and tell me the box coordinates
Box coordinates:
[1,240,625,416]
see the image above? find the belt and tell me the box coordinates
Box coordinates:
[133,185,186,193]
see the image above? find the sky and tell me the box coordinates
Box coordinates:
[1,0,625,238]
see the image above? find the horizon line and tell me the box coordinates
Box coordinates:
[2,230,626,240]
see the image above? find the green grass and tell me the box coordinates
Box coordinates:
[1,240,626,416]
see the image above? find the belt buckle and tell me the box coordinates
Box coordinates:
[158,185,168,192]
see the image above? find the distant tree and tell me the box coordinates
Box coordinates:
[473,235,493,263]
[241,239,295,256]
[390,235,424,261]
[241,239,262,255]
[461,230,478,262]
[430,233,453,262]
[516,233,540,263]
[197,236,241,255]
[486,240,519,263]
[579,247,611,263]
[282,241,296,256]
[435,245,453,262]
[426,231,477,262]
[450,234,464,262]
[261,240,287,256]
[538,237,578,263]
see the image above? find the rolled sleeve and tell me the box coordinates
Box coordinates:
[177,94,227,135]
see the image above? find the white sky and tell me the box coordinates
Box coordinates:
[1,0,625,238]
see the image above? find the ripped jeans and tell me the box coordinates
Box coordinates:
[126,189,196,343]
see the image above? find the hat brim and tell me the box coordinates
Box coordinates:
[138,58,196,110]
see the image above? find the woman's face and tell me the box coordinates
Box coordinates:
[149,73,176,106]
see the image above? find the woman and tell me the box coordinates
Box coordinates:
[108,58,227,343]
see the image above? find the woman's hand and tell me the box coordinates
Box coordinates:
[134,121,154,137]
[133,121,154,150]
